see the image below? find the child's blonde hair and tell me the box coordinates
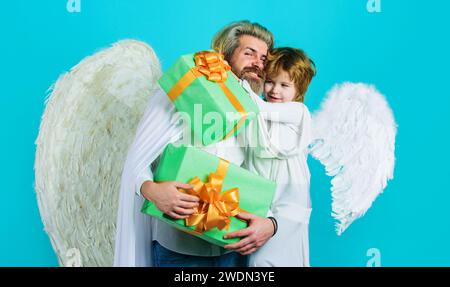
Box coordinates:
[265,47,316,102]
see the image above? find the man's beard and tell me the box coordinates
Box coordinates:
[237,66,265,95]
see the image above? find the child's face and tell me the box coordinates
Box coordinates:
[264,70,297,103]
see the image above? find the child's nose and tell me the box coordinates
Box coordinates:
[271,84,280,93]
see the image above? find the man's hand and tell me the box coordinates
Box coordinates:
[140,180,199,219]
[223,212,274,255]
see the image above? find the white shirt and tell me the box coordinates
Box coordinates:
[114,80,254,266]
[113,79,305,266]
[240,81,313,267]
[138,86,251,256]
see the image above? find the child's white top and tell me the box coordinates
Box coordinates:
[240,80,312,267]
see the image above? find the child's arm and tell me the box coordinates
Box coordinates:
[244,88,312,157]
[249,90,306,125]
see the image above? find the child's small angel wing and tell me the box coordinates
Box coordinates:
[34,40,162,266]
[309,83,397,235]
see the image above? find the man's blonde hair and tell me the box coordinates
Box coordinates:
[265,47,316,102]
[211,20,274,62]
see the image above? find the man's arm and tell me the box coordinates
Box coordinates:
[135,139,200,220]
[130,86,200,219]
[135,165,153,198]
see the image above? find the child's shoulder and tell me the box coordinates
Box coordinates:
[291,101,311,115]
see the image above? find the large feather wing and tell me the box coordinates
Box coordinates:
[309,83,397,235]
[34,40,161,266]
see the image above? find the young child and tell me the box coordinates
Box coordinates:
[241,47,316,266]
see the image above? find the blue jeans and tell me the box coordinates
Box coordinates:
[152,241,248,267]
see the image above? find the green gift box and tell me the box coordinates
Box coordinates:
[158,51,259,146]
[141,144,276,247]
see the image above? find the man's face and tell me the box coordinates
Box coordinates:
[228,35,268,95]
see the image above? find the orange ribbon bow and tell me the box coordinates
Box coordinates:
[194,51,231,83]
[180,159,245,232]
[167,51,249,141]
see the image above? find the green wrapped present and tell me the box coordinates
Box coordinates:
[158,51,259,146]
[141,144,276,247]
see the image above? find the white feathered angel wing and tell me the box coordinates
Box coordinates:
[309,82,397,235]
[34,40,161,266]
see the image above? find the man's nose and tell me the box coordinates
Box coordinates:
[251,57,264,70]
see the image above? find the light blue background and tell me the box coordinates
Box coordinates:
[1,0,449,266]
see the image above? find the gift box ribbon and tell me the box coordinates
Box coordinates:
[180,158,247,232]
[167,51,249,140]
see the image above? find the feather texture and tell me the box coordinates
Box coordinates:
[34,40,161,266]
[309,83,397,235]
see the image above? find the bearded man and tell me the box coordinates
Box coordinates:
[114,20,277,267]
